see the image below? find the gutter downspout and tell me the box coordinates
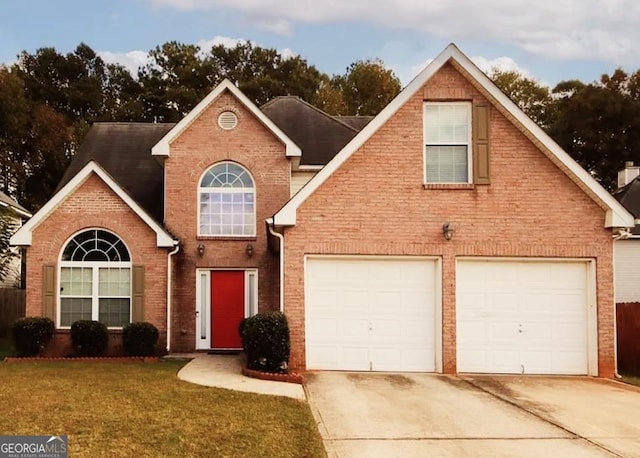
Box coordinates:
[268,220,285,312]
[166,242,180,353]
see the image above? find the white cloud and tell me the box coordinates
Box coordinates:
[146,0,640,64]
[98,50,150,76]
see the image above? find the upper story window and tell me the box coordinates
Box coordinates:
[424,102,472,183]
[59,229,131,328]
[199,162,256,237]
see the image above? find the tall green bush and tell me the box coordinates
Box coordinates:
[70,320,109,356]
[241,312,290,373]
[11,317,55,356]
[122,322,159,356]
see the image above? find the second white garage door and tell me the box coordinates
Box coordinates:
[456,259,591,375]
[306,257,439,372]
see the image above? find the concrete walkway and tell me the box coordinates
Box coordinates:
[175,353,306,400]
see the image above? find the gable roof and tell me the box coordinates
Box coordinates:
[10,161,177,247]
[613,176,640,235]
[57,122,174,222]
[273,43,635,228]
[152,79,301,159]
[0,191,31,218]
[262,96,368,166]
[334,115,374,131]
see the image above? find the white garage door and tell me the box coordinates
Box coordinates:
[306,257,438,372]
[457,260,590,375]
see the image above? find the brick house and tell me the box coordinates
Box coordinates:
[11,44,633,376]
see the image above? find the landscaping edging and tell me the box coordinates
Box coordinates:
[242,367,304,384]
[4,356,159,363]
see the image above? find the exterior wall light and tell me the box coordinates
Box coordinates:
[246,243,254,257]
[442,223,454,241]
[197,243,205,256]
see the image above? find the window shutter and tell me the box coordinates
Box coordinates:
[42,265,56,321]
[473,103,490,184]
[131,265,145,322]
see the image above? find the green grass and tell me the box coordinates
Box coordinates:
[0,360,326,457]
[0,338,13,359]
[621,374,640,387]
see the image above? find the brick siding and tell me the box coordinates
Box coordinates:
[283,63,615,376]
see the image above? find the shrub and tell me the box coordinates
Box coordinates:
[11,317,55,357]
[241,311,290,373]
[70,320,109,356]
[122,322,159,356]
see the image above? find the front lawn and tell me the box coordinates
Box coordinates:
[621,374,640,388]
[0,360,326,457]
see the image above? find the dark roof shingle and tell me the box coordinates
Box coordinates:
[261,96,365,166]
[57,123,174,222]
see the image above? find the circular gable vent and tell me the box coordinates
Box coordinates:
[218,111,238,130]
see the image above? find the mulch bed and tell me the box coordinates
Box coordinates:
[4,356,158,363]
[241,367,304,384]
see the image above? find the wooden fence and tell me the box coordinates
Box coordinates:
[617,302,640,376]
[0,288,25,338]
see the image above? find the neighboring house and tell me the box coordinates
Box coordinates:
[613,162,640,303]
[0,191,31,288]
[10,44,634,377]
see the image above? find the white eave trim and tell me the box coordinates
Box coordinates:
[151,79,301,159]
[273,43,634,228]
[10,161,177,247]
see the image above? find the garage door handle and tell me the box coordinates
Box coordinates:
[518,324,523,333]
[368,322,373,331]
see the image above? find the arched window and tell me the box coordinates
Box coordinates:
[59,229,131,328]
[199,162,256,236]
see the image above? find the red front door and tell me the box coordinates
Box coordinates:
[211,271,245,349]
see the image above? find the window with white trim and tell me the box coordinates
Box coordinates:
[424,102,472,183]
[59,229,131,328]
[199,162,256,236]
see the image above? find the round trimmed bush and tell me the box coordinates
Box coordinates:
[122,322,159,356]
[241,311,290,373]
[70,320,109,356]
[11,317,55,357]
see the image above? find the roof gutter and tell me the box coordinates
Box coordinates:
[166,242,180,353]
[267,218,285,312]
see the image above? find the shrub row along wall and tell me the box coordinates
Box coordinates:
[0,288,25,338]
[617,302,640,376]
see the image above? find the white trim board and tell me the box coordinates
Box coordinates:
[273,43,633,229]
[10,161,177,248]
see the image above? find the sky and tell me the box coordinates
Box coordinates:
[1,0,638,87]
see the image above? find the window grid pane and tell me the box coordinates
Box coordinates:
[99,267,131,296]
[425,103,470,183]
[60,267,92,297]
[426,146,468,183]
[99,298,131,327]
[60,298,92,326]
[200,191,255,236]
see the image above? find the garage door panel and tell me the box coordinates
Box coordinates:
[457,260,589,375]
[306,258,438,372]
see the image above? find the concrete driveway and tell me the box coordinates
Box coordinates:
[304,373,640,457]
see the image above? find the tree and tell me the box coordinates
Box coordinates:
[0,66,30,196]
[490,69,552,127]
[546,75,640,190]
[0,208,19,283]
[338,59,401,116]
[207,42,323,106]
[313,75,347,115]
[138,41,214,122]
